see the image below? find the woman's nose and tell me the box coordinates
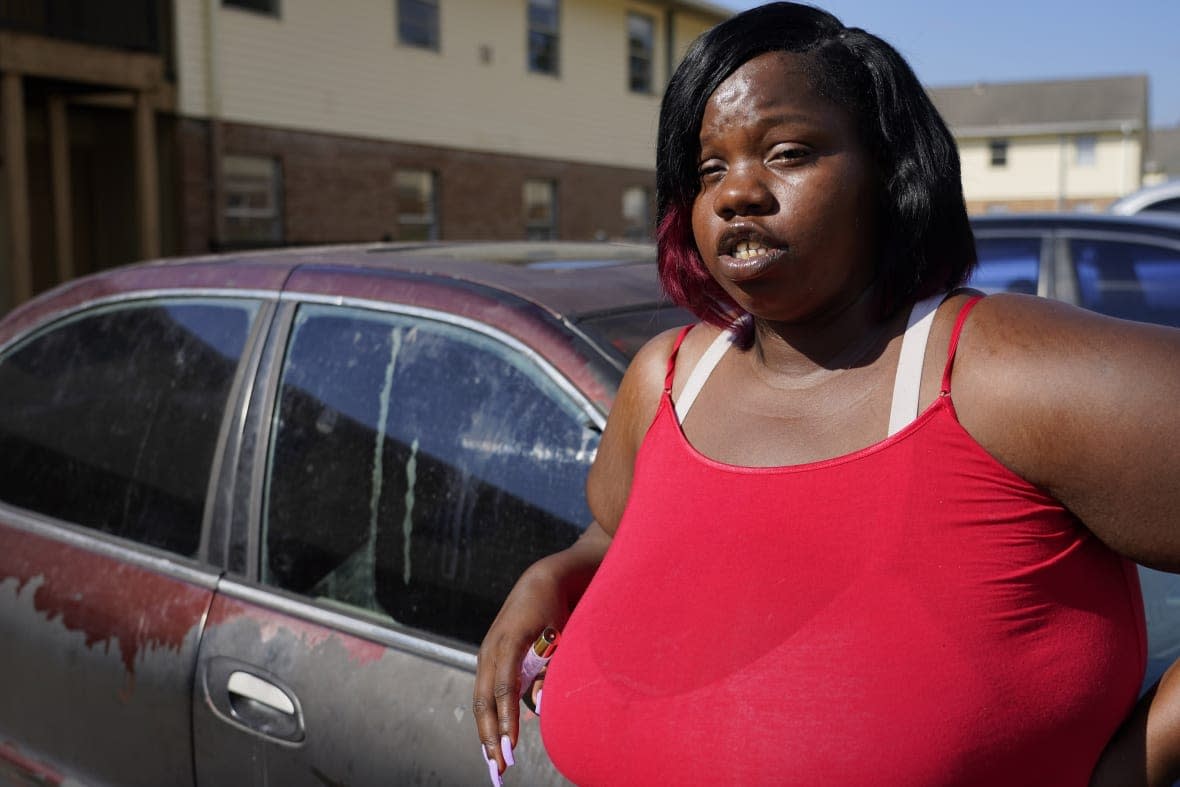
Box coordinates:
[713,165,775,218]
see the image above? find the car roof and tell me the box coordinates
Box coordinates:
[0,242,673,352]
[970,211,1180,235]
[1108,179,1180,215]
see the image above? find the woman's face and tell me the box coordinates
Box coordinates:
[691,50,879,324]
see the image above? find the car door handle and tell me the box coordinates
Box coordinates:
[204,657,306,743]
[228,670,296,715]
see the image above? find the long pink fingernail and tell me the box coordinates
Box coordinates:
[500,734,515,767]
[535,689,543,714]
[482,746,502,787]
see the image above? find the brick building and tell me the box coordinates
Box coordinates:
[0,0,728,313]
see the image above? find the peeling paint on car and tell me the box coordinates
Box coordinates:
[0,526,211,678]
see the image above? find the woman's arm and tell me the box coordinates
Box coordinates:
[472,325,689,778]
[952,294,1180,569]
[950,294,1180,781]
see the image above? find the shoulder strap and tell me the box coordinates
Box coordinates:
[673,326,736,422]
[940,295,985,395]
[886,293,944,436]
[664,324,695,393]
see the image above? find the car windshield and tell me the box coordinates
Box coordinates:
[578,303,694,359]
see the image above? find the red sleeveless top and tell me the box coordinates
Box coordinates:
[540,299,1145,785]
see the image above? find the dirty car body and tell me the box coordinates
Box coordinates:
[0,242,688,786]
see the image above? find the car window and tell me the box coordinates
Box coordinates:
[262,305,597,644]
[968,237,1041,294]
[1069,238,1180,327]
[578,303,693,359]
[1139,197,1180,215]
[0,299,259,556]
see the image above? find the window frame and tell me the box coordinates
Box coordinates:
[523,178,558,240]
[246,294,606,640]
[395,169,440,241]
[396,0,440,51]
[222,154,285,249]
[626,11,655,94]
[0,292,272,565]
[527,0,560,76]
[1075,134,1097,167]
[988,138,1009,168]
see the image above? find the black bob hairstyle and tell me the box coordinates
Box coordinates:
[656,2,977,328]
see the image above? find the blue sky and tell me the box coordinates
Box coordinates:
[712,1,1180,128]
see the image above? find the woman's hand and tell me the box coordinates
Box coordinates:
[472,525,611,784]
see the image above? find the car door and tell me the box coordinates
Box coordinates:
[0,296,266,785]
[193,298,601,785]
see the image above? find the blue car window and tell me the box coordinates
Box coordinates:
[967,237,1041,295]
[1070,239,1180,327]
[0,299,258,556]
[263,305,597,644]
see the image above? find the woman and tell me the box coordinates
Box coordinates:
[473,3,1180,784]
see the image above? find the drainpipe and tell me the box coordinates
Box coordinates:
[204,0,224,249]
[1057,133,1067,211]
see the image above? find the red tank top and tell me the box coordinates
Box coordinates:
[540,298,1145,785]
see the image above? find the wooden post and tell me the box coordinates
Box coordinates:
[48,94,74,284]
[133,89,159,260]
[2,70,31,305]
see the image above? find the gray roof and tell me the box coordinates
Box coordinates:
[1147,126,1180,177]
[928,75,1147,137]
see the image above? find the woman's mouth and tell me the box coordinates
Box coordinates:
[718,240,787,282]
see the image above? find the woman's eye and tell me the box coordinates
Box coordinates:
[697,162,725,181]
[772,146,810,162]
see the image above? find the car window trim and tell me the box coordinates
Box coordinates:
[0,501,223,591]
[0,292,274,569]
[0,288,281,357]
[228,293,609,651]
[212,576,480,666]
[201,297,279,568]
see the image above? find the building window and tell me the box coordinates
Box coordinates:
[398,0,439,50]
[223,0,279,15]
[622,185,650,240]
[222,155,283,247]
[527,0,560,76]
[627,12,655,93]
[396,169,438,241]
[524,179,557,239]
[988,139,1008,168]
[1076,135,1097,167]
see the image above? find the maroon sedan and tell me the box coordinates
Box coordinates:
[0,242,687,786]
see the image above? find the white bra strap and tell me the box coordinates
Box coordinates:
[887,294,944,436]
[674,326,736,423]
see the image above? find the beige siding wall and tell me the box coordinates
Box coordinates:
[959,131,1142,204]
[174,0,725,171]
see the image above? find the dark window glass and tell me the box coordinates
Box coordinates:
[627,12,654,93]
[223,0,279,15]
[263,306,597,644]
[1070,238,1180,326]
[1141,197,1180,215]
[968,237,1041,294]
[397,0,439,50]
[527,0,559,75]
[989,139,1008,167]
[579,304,693,359]
[0,300,258,555]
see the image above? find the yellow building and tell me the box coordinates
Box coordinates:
[929,75,1149,214]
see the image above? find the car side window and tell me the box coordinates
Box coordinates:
[1069,238,1180,327]
[0,299,259,556]
[968,237,1041,295]
[262,305,598,645]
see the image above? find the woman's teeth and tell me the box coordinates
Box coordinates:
[733,240,771,260]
